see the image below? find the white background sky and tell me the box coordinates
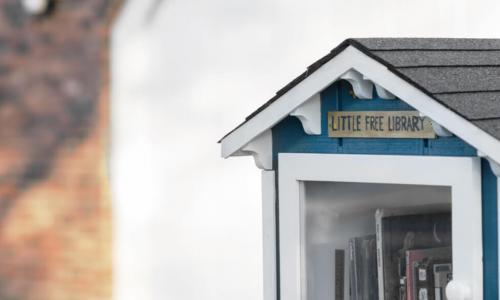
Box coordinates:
[110,1,500,299]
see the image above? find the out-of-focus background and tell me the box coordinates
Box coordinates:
[0,0,498,299]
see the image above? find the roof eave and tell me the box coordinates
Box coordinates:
[220,43,500,166]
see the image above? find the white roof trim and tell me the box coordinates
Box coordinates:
[221,46,500,165]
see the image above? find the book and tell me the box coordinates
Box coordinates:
[433,263,452,300]
[335,249,345,300]
[376,210,451,300]
[414,259,452,300]
[376,209,385,300]
[406,247,452,300]
[349,235,378,300]
[349,239,358,300]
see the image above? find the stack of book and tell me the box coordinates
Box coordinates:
[346,210,452,300]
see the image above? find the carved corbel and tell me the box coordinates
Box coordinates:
[374,84,396,99]
[234,130,272,170]
[431,122,453,137]
[419,113,453,137]
[478,151,500,177]
[340,70,373,99]
[290,93,321,135]
[361,75,396,99]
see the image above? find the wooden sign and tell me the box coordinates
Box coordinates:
[328,111,436,139]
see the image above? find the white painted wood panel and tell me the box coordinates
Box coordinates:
[278,154,482,300]
[262,171,277,300]
[221,46,500,166]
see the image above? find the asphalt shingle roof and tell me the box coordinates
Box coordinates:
[354,38,500,50]
[221,38,500,143]
[353,38,500,142]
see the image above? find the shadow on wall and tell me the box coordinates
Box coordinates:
[0,0,121,299]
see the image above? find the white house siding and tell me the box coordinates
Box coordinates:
[110,1,500,299]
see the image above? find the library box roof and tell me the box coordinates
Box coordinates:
[220,38,500,168]
[219,38,500,300]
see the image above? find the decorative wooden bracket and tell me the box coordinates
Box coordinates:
[374,84,396,99]
[431,121,453,137]
[290,93,321,135]
[340,70,373,99]
[478,151,500,177]
[489,160,500,177]
[234,130,272,170]
[362,75,396,99]
[341,70,397,100]
[419,113,453,137]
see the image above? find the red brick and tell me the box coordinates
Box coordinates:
[0,0,121,299]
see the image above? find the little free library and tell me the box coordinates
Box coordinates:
[219,38,500,300]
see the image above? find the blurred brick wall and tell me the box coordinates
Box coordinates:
[0,0,121,299]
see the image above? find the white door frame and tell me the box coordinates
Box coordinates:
[278,153,482,300]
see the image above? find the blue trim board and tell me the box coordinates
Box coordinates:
[271,80,498,297]
[272,81,476,167]
[482,158,499,299]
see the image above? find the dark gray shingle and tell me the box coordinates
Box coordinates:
[373,51,500,67]
[221,38,500,143]
[398,67,500,93]
[354,38,500,50]
[435,92,500,120]
[472,119,500,139]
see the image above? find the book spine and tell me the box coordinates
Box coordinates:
[348,239,356,300]
[349,239,356,300]
[334,249,345,300]
[375,209,385,300]
[406,251,413,300]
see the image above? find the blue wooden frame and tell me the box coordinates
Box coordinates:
[482,159,499,299]
[273,81,476,163]
[271,80,498,299]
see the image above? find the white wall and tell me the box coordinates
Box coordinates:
[110,0,500,299]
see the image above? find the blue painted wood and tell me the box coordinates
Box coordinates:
[271,80,495,298]
[482,159,499,300]
[272,80,477,163]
